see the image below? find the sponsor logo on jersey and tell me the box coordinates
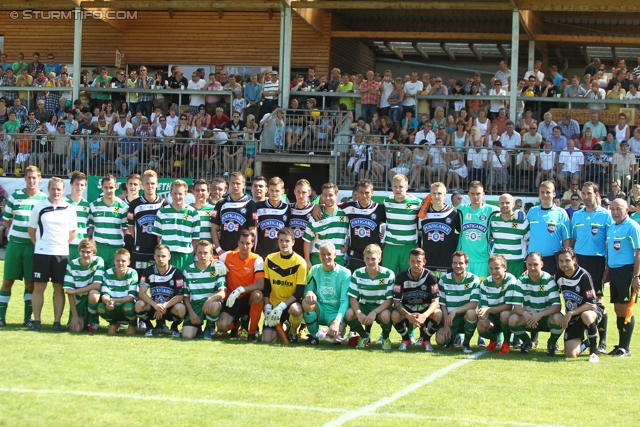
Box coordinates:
[393,284,402,293]
[259,219,285,230]
[591,227,598,235]
[271,278,293,287]
[462,222,488,234]
[289,218,308,238]
[151,285,175,300]
[547,223,556,233]
[127,212,134,220]
[431,284,439,294]
[221,212,247,228]
[137,214,157,234]
[613,241,621,250]
[422,222,453,235]
[212,210,218,218]
[586,289,595,299]
[562,290,583,305]
[176,279,184,288]
[351,218,376,230]
[252,212,258,220]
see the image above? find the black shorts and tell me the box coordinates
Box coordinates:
[124,234,134,253]
[577,255,606,296]
[221,294,252,321]
[564,306,603,342]
[541,255,558,276]
[131,252,155,276]
[609,264,634,304]
[146,306,182,323]
[32,254,68,284]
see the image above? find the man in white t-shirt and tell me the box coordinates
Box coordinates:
[188,71,206,117]
[427,137,447,183]
[488,80,507,121]
[28,177,78,332]
[155,116,175,143]
[626,82,640,111]
[379,70,395,117]
[110,113,133,137]
[536,140,557,187]
[557,139,584,191]
[500,121,521,152]
[414,122,436,146]
[467,138,488,183]
[402,71,423,116]
[523,60,544,85]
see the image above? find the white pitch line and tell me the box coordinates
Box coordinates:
[0,387,348,414]
[323,350,487,427]
[375,411,569,427]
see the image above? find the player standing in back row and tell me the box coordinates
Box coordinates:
[288,179,314,259]
[256,177,290,259]
[127,170,169,276]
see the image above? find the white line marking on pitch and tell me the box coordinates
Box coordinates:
[324,350,487,427]
[0,387,348,414]
[375,411,569,427]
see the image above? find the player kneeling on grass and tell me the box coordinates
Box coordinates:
[477,254,516,354]
[98,248,139,335]
[345,244,394,351]
[555,248,602,362]
[218,230,265,341]
[303,241,351,345]
[262,227,307,344]
[509,252,564,356]
[391,248,441,352]
[135,245,186,338]
[435,251,480,354]
[182,240,227,339]
[63,238,104,333]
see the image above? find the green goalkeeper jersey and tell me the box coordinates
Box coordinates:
[438,271,480,310]
[479,272,517,308]
[63,256,105,300]
[457,203,499,262]
[306,263,351,321]
[512,271,561,312]
[183,262,226,302]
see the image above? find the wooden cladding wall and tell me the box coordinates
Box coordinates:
[0,10,332,75]
[329,14,375,78]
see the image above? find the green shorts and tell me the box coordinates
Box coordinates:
[478,313,503,339]
[96,242,121,269]
[68,295,91,324]
[381,244,415,275]
[467,261,489,280]
[316,303,340,326]
[185,299,219,326]
[439,313,466,345]
[170,252,193,271]
[98,302,135,323]
[4,241,35,281]
[526,315,552,332]
[506,260,525,278]
[358,302,391,325]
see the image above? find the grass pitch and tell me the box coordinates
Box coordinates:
[1,260,639,427]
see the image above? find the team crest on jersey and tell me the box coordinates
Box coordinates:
[241,208,247,214]
[480,215,486,221]
[113,207,120,213]
[157,296,166,303]
[591,227,598,235]
[428,231,444,242]
[210,271,216,277]
[379,279,385,285]
[406,203,412,210]
[83,206,88,212]
[539,285,545,291]
[183,214,188,220]
[226,222,239,232]
[502,285,506,291]
[464,283,469,289]
[205,211,211,216]
[465,232,479,241]
[547,223,556,233]
[446,217,452,224]
[512,223,518,229]
[614,241,621,250]
[371,213,377,220]
[566,300,576,310]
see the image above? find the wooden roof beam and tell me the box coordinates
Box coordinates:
[469,43,482,62]
[293,7,324,35]
[289,1,512,10]
[68,0,127,33]
[497,44,510,60]
[611,47,618,64]
[77,0,281,9]
[535,33,640,46]
[440,43,455,61]
[554,46,564,64]
[330,31,512,42]
[412,42,429,61]
[517,0,640,12]
[385,42,404,60]
[582,46,591,65]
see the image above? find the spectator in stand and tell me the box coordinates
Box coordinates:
[167,66,188,109]
[26,53,44,77]
[495,58,511,90]
[261,70,280,119]
[607,69,631,92]
[16,68,33,107]
[557,139,585,192]
[614,113,631,143]
[488,80,507,121]
[50,121,70,175]
[522,123,542,150]
[548,126,567,152]
[584,58,601,77]
[625,82,640,109]
[538,112,557,142]
[210,107,230,131]
[327,68,341,93]
[110,69,127,112]
[135,65,154,119]
[11,53,28,75]
[187,70,206,117]
[31,70,48,103]
[10,98,28,125]
[585,80,606,110]
[429,76,448,120]
[1,68,18,103]
[62,110,78,134]
[115,128,141,177]
[204,73,223,115]
[338,73,355,115]
[559,113,581,140]
[91,66,112,107]
[549,65,563,87]
[87,128,105,175]
[524,59,545,85]
[43,53,59,78]
[401,71,422,115]
[155,115,174,146]
[401,110,419,144]
[34,100,51,124]
[244,73,262,122]
[379,70,394,118]
[607,79,626,112]
[359,70,379,124]
[540,76,560,116]
[578,128,598,151]
[0,53,10,72]
[387,78,404,139]
[110,111,133,138]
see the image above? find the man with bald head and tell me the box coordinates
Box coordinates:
[605,198,640,357]
[489,193,530,278]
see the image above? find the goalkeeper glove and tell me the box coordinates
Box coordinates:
[212,259,228,276]
[226,286,245,308]
[269,302,288,326]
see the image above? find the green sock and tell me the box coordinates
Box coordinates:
[346,318,367,337]
[500,322,511,344]
[463,319,478,345]
[303,311,319,338]
[23,289,32,322]
[123,303,136,325]
[481,328,498,341]
[549,326,563,346]
[97,302,113,323]
[88,300,99,324]
[205,313,220,324]
[511,325,532,345]
[0,289,10,319]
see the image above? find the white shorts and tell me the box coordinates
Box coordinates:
[16,152,30,164]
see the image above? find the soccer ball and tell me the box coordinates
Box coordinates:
[14,168,22,177]
[311,109,321,117]
[173,160,181,168]
[245,167,254,178]
[0,167,4,176]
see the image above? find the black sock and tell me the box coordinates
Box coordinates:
[393,320,409,341]
[530,331,539,342]
[425,320,440,338]
[598,312,608,343]
[621,316,635,351]
[587,322,598,354]
[617,316,625,347]
[365,324,372,334]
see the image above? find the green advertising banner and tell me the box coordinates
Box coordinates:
[87,176,194,203]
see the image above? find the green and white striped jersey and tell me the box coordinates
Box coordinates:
[348,266,394,306]
[512,271,561,312]
[383,195,420,246]
[192,202,216,243]
[438,272,480,310]
[303,208,349,262]
[152,204,200,254]
[183,262,227,302]
[489,212,530,261]
[479,272,517,308]
[4,189,47,244]
[66,196,91,245]
[63,256,105,298]
[89,198,128,246]
[101,267,138,301]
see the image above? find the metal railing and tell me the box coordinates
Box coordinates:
[0,131,257,181]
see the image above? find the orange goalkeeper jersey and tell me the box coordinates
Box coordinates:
[219,250,265,297]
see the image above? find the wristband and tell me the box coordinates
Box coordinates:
[216,247,222,253]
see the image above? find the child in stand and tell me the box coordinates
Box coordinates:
[273,109,285,152]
